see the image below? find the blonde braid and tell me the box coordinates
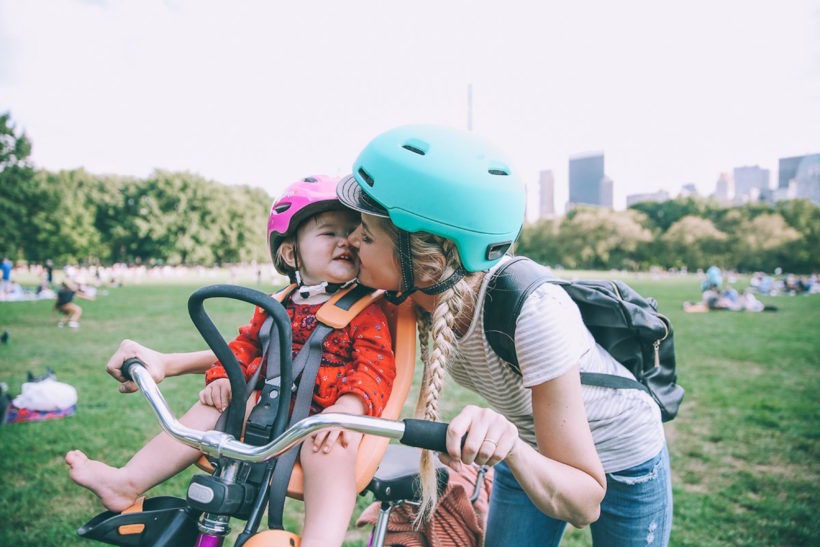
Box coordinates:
[369,216,479,525]
[413,308,432,419]
[414,241,472,525]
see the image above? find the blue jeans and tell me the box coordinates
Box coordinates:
[485,445,673,547]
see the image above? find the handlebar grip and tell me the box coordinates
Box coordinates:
[121,357,145,382]
[400,419,449,453]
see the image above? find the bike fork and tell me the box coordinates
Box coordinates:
[195,512,230,546]
[195,532,226,547]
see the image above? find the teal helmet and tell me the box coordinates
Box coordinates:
[337,124,526,272]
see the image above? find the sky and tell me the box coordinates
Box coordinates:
[1,0,818,216]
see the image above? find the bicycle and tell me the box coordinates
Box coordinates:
[75,284,458,547]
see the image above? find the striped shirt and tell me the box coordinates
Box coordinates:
[447,257,665,472]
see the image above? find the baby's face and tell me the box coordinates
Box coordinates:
[294,210,361,286]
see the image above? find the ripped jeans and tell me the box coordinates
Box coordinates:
[485,444,673,547]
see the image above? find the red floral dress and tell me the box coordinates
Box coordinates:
[205,299,395,417]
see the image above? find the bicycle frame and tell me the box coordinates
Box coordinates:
[129,361,446,546]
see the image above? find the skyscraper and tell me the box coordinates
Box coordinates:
[626,189,670,207]
[599,176,613,209]
[733,165,770,203]
[679,183,698,197]
[794,154,820,205]
[713,172,733,202]
[538,170,555,218]
[568,152,612,209]
[778,156,804,189]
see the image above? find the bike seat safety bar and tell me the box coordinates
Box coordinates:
[187,284,293,440]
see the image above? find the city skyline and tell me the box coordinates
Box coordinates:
[1,1,818,218]
[534,150,820,217]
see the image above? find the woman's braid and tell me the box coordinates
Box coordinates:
[414,240,469,525]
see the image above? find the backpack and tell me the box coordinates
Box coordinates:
[483,257,684,422]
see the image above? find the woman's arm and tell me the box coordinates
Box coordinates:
[508,364,606,527]
[444,364,606,528]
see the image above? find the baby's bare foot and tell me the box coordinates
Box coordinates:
[65,450,139,513]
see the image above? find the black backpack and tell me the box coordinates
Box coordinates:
[483,257,684,422]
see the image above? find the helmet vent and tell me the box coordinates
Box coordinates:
[274,203,292,213]
[486,241,512,261]
[303,176,318,183]
[402,144,426,156]
[488,168,509,176]
[358,167,375,187]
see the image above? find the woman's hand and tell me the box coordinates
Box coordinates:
[105,339,168,393]
[442,404,520,469]
[199,378,232,412]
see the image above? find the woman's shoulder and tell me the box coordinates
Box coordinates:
[517,281,579,320]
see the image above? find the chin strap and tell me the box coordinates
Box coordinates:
[294,272,356,299]
[382,229,467,305]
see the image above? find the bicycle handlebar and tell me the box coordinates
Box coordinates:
[121,359,451,459]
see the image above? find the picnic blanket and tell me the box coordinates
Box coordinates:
[4,376,77,424]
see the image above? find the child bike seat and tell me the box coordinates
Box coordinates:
[196,286,418,498]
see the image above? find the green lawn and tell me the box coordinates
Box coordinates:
[0,274,818,546]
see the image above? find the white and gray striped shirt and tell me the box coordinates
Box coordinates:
[447,258,665,472]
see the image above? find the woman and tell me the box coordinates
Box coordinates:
[336,125,672,546]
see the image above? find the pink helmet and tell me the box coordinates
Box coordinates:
[267,175,344,263]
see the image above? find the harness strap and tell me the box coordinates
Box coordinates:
[242,285,299,446]
[267,322,333,530]
[267,283,377,530]
[580,372,651,395]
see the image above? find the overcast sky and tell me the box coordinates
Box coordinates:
[1,0,818,214]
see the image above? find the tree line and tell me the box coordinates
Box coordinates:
[1,112,271,266]
[2,111,818,271]
[517,197,819,273]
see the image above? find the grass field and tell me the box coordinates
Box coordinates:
[1,273,818,546]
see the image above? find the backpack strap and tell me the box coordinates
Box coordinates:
[267,282,380,530]
[483,258,651,395]
[483,257,557,374]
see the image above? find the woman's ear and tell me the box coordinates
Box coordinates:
[279,241,296,270]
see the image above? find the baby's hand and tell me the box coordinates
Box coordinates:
[311,395,365,454]
[199,378,232,412]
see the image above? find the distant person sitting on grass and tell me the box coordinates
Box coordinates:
[683,288,776,313]
[54,280,94,328]
[701,265,722,292]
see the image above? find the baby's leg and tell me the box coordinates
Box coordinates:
[67,401,220,512]
[299,432,363,547]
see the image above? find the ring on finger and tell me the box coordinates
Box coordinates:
[482,438,498,447]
